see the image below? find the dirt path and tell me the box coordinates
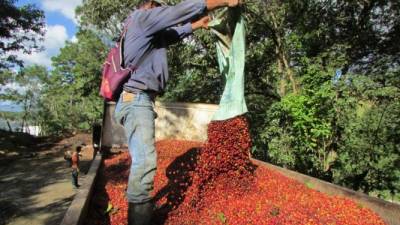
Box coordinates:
[0,133,94,225]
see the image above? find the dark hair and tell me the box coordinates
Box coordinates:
[137,0,161,8]
[138,0,152,7]
[76,146,82,152]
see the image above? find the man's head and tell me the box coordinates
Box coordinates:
[76,146,82,153]
[74,141,85,153]
[138,0,167,9]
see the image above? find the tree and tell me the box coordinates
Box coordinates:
[0,0,45,70]
[77,0,138,40]
[37,30,107,134]
[17,65,48,130]
[0,65,48,133]
[252,0,400,199]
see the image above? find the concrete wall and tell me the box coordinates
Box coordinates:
[154,101,218,141]
[100,101,218,148]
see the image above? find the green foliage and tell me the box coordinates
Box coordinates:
[332,75,400,197]
[260,62,399,199]
[162,29,222,103]
[0,65,48,132]
[0,111,23,121]
[262,60,337,179]
[36,30,107,135]
[0,0,45,70]
[216,212,227,224]
[77,0,138,30]
[244,0,399,200]
[0,0,46,129]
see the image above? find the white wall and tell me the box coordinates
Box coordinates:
[155,102,218,141]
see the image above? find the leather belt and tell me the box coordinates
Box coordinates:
[121,91,156,103]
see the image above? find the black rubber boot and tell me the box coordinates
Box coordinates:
[128,201,154,225]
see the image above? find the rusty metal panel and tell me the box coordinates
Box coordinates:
[100,101,126,149]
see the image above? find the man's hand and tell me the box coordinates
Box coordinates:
[227,0,241,7]
[207,0,242,10]
[192,16,210,30]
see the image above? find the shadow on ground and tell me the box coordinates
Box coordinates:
[0,132,93,225]
[0,157,72,225]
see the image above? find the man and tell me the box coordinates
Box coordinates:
[71,145,83,189]
[113,0,241,224]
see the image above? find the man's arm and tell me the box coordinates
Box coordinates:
[192,15,210,30]
[139,0,239,35]
[161,16,209,45]
[161,23,193,46]
[206,0,241,10]
[139,0,206,35]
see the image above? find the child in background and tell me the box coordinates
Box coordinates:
[71,145,83,188]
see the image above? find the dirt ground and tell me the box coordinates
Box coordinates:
[0,132,94,225]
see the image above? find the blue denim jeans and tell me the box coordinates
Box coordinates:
[72,168,79,188]
[114,92,157,203]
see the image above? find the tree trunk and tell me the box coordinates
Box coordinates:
[21,93,29,132]
[277,47,286,96]
[281,53,297,94]
[6,120,12,132]
[269,10,298,96]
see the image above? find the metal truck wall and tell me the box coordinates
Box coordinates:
[100,101,219,149]
[100,102,127,149]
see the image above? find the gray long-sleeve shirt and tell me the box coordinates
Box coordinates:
[123,0,207,94]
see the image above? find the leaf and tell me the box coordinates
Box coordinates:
[104,202,113,214]
[216,212,227,224]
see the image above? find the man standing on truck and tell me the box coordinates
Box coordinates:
[114,0,242,224]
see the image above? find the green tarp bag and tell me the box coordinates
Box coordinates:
[209,7,247,121]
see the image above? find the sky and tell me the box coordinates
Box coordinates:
[0,1,82,112]
[15,0,82,68]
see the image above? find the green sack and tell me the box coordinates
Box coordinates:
[209,7,247,121]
